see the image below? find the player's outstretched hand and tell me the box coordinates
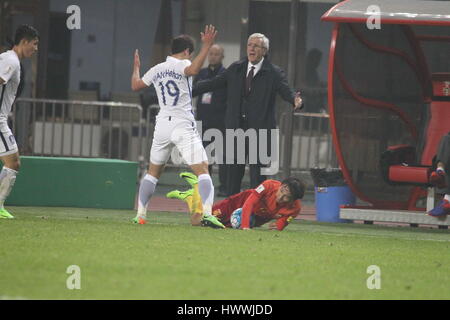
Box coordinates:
[294,91,303,111]
[134,49,141,70]
[268,222,278,230]
[200,25,217,47]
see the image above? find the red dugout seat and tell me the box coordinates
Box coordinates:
[382,73,450,189]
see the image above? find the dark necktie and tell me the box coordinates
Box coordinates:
[246,66,255,95]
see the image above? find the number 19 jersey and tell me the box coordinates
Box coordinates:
[142,56,195,122]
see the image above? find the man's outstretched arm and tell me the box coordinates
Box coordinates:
[131,49,149,92]
[184,25,217,77]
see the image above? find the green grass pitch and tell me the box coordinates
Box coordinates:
[0,206,449,300]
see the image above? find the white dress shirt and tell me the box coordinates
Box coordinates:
[247,57,264,77]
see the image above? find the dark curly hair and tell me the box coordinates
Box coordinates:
[14,24,39,45]
[282,177,305,201]
[171,35,194,55]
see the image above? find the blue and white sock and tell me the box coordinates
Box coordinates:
[136,174,158,218]
[198,174,214,216]
[0,167,17,209]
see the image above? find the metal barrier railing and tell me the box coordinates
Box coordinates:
[11,98,336,175]
[12,98,146,168]
[279,111,337,172]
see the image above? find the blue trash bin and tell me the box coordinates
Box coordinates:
[315,186,355,223]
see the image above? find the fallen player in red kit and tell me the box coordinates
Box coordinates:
[167,172,305,230]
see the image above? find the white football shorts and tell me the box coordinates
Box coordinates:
[150,116,207,166]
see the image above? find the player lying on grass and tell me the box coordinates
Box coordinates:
[167,172,305,230]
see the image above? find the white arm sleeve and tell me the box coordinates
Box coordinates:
[141,68,153,87]
[0,56,18,84]
[179,59,192,76]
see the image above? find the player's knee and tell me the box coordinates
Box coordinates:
[6,158,20,171]
[190,162,209,176]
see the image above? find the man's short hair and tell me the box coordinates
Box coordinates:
[14,25,39,45]
[282,177,305,201]
[210,44,224,57]
[171,35,194,55]
[248,33,269,51]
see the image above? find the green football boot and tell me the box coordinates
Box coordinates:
[131,215,147,225]
[201,215,225,229]
[180,172,198,187]
[0,208,14,219]
[166,189,193,201]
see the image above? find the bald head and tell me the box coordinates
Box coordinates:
[208,44,224,67]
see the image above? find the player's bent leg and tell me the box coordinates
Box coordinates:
[190,212,203,226]
[132,163,165,224]
[0,152,20,219]
[180,171,198,187]
[190,162,224,229]
[172,171,201,213]
[179,173,204,214]
[165,188,207,226]
[192,184,203,215]
[174,121,223,228]
[166,188,194,201]
[191,162,212,214]
[166,188,196,214]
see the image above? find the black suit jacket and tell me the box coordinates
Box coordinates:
[193,64,227,129]
[193,58,297,130]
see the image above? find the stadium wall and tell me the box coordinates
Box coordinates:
[5,157,138,209]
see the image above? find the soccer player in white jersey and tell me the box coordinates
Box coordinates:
[131,25,224,228]
[0,25,39,219]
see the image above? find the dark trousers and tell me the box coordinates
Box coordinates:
[225,119,268,196]
[226,163,266,196]
[202,125,228,192]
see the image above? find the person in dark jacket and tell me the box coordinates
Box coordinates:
[194,44,228,196]
[428,132,450,217]
[193,33,303,196]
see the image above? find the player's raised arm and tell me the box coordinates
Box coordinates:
[184,25,217,77]
[131,49,148,91]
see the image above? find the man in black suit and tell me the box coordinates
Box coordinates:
[193,33,303,196]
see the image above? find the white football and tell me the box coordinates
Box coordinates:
[230,208,255,229]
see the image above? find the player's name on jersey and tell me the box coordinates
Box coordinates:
[152,69,183,83]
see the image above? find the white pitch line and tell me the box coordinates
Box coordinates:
[303,229,450,243]
[0,295,29,300]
